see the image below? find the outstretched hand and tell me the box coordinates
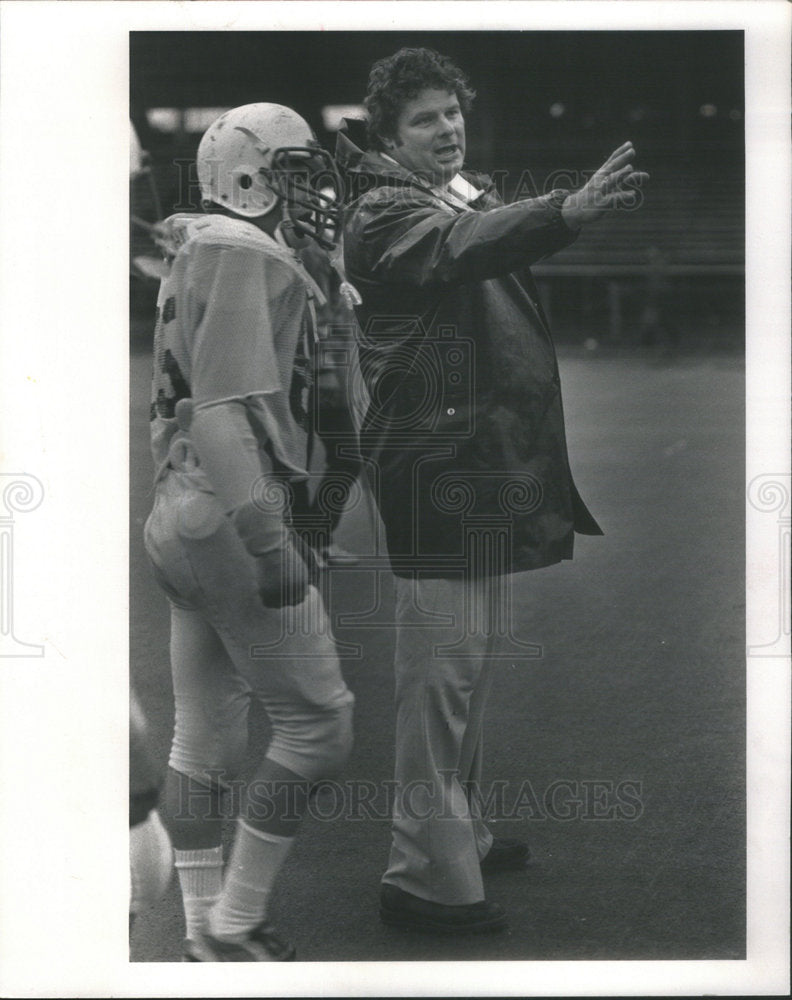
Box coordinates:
[561,141,649,230]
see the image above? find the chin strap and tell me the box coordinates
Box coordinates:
[326,244,362,310]
[276,221,361,311]
[278,216,313,251]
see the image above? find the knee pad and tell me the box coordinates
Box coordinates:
[268,691,354,783]
[129,809,173,914]
[314,695,355,779]
[168,711,248,789]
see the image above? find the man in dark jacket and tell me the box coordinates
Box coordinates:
[339,47,648,934]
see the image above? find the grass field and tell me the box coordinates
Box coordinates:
[129,341,746,962]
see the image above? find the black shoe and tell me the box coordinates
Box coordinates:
[379,883,507,934]
[480,837,531,874]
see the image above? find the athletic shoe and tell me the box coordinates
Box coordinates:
[480,837,531,874]
[379,883,507,934]
[183,920,296,962]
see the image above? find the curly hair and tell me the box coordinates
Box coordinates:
[364,48,476,151]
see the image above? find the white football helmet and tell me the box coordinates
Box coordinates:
[196,102,342,247]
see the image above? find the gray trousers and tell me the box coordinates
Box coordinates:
[382,574,510,905]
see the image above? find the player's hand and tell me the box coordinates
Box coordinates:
[561,141,649,229]
[174,397,193,432]
[254,536,311,608]
[233,499,311,608]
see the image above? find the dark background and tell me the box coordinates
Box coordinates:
[130,30,744,160]
[130,30,744,344]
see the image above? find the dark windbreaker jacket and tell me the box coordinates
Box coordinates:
[337,122,602,578]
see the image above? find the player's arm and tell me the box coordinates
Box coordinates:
[187,400,309,608]
[187,246,310,607]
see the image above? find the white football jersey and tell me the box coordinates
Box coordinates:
[149,213,319,490]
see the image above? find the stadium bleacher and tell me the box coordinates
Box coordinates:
[523,149,744,344]
[130,30,745,347]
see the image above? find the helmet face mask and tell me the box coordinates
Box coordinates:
[196,103,343,248]
[265,145,343,249]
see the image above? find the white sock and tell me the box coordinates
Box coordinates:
[208,820,294,940]
[174,846,223,940]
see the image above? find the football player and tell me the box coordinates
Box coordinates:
[143,103,354,961]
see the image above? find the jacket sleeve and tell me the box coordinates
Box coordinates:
[346,187,578,289]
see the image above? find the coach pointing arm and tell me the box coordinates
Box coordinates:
[343,141,648,290]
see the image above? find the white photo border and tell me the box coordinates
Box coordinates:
[0,1,788,996]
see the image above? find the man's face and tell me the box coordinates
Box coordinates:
[388,88,466,186]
